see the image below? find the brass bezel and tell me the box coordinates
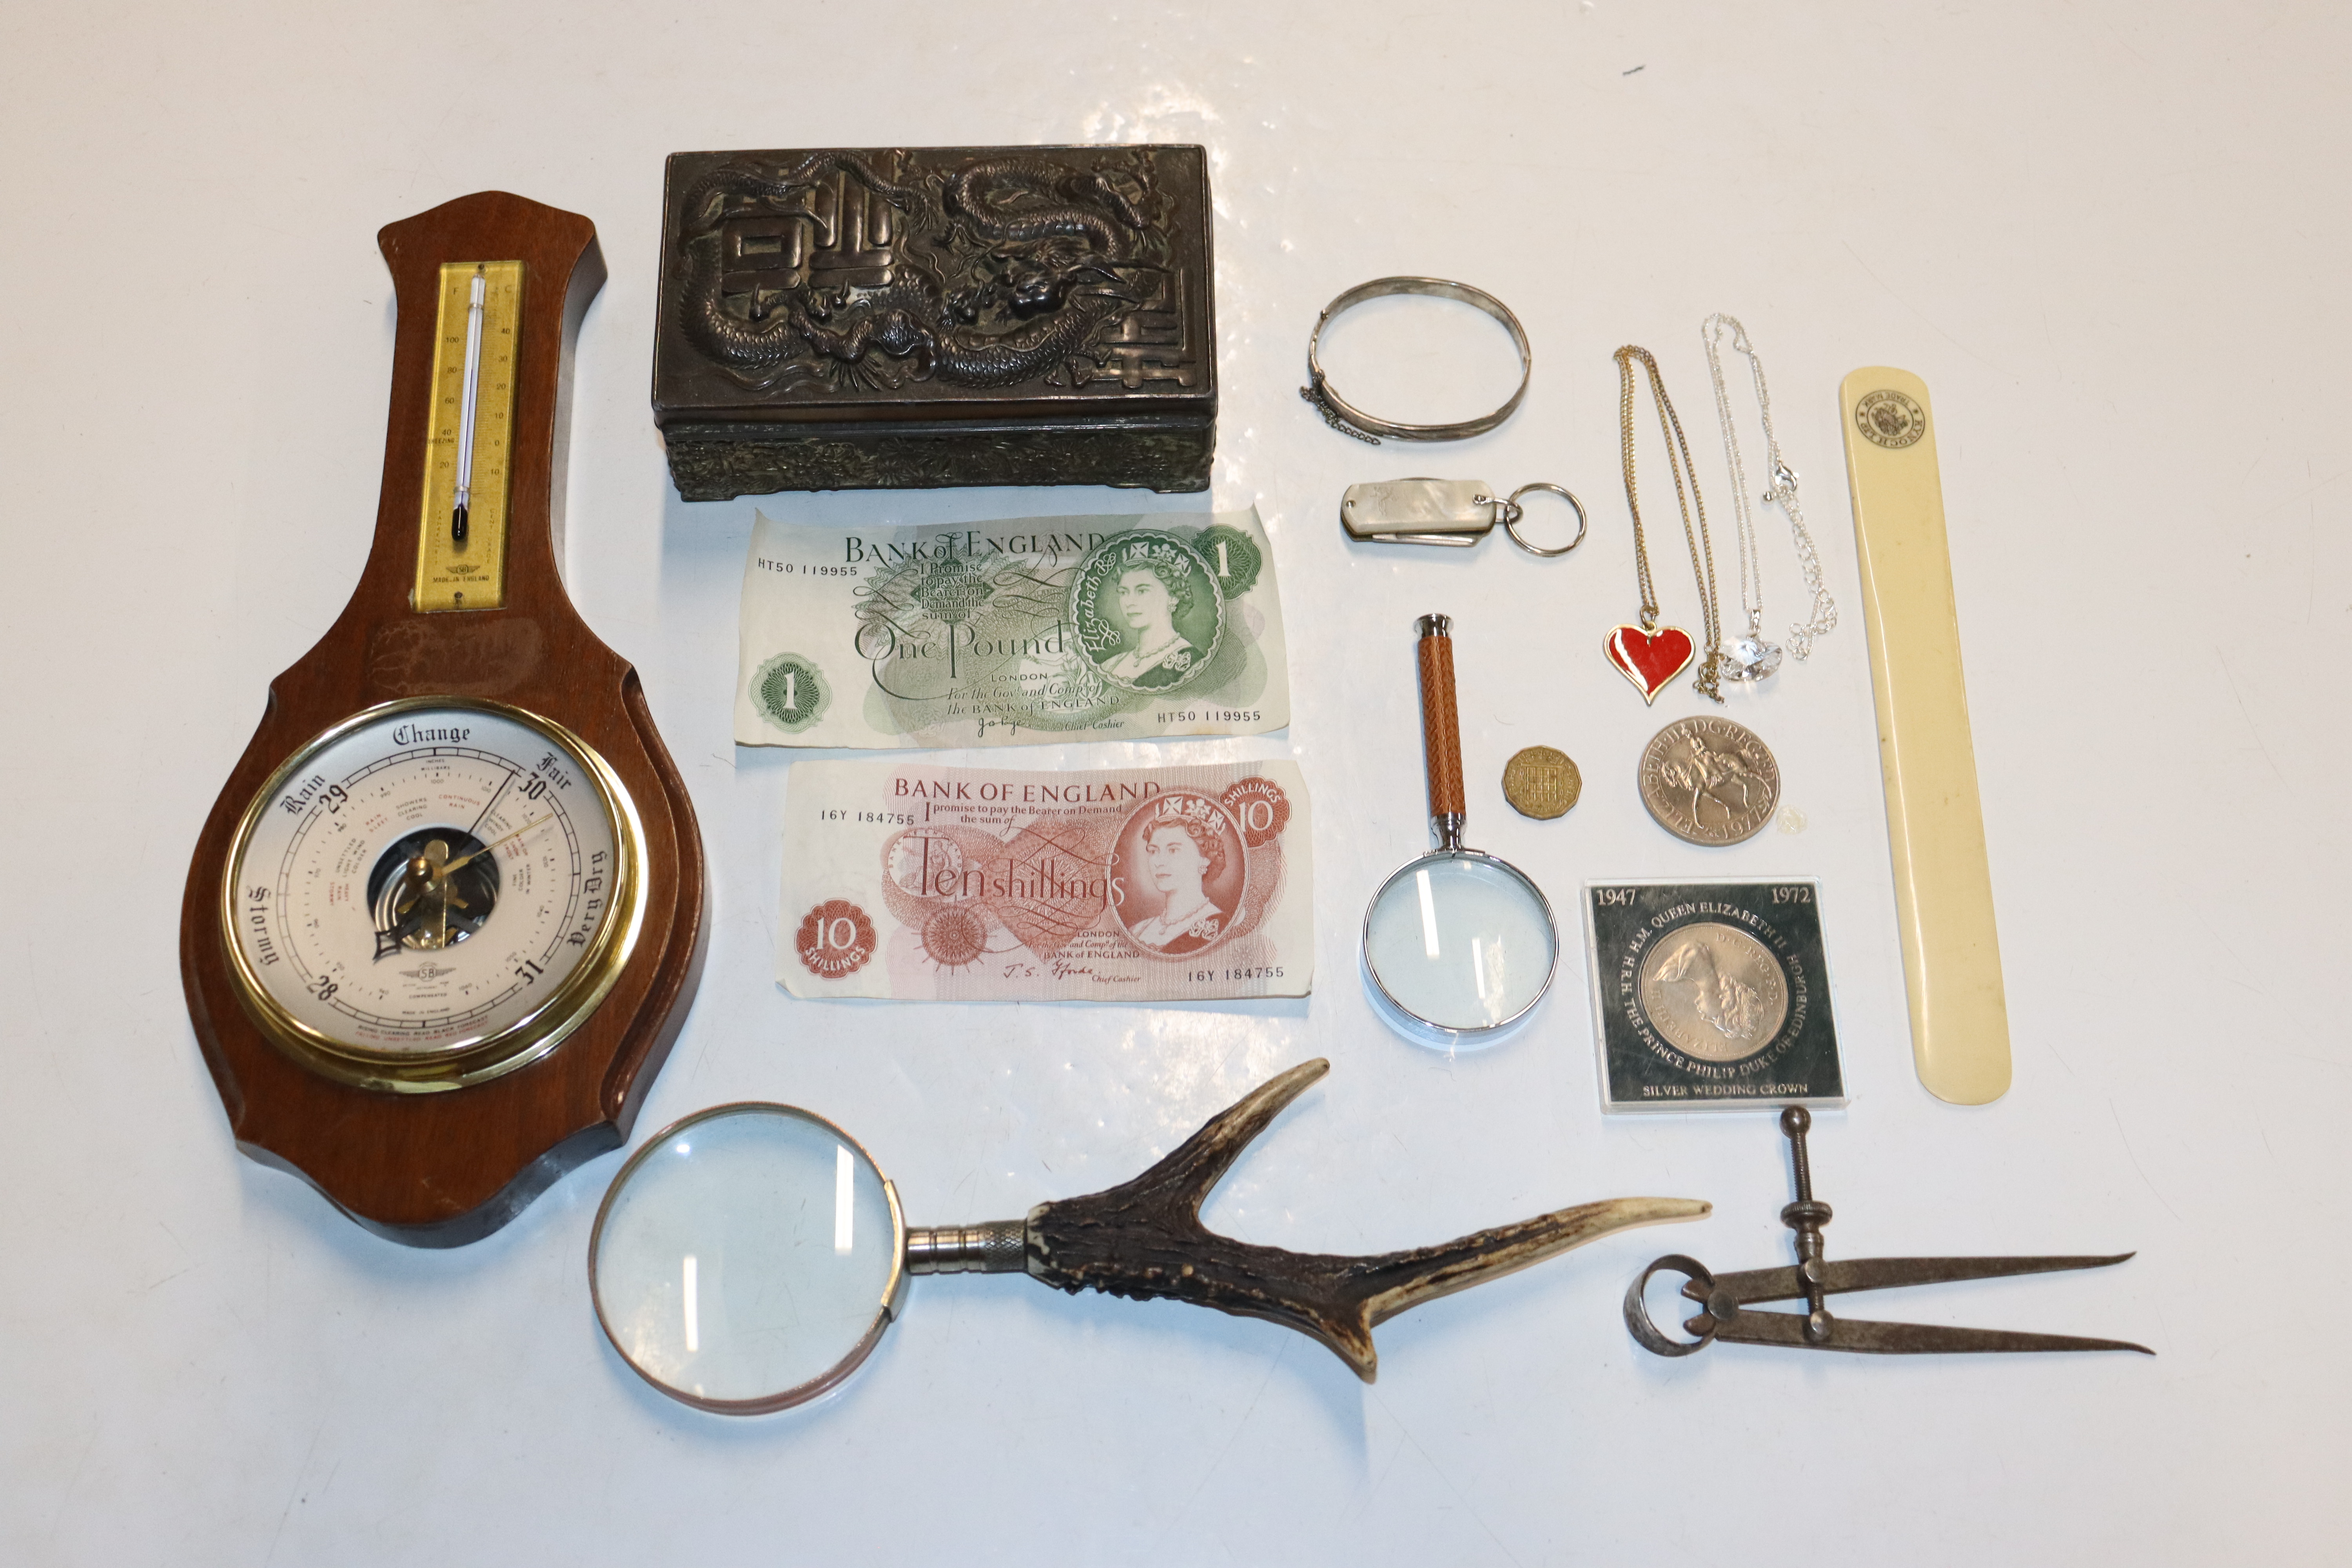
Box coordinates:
[219,696,650,1094]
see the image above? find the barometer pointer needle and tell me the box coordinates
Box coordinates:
[373,815,552,957]
[452,266,485,546]
[438,811,554,876]
[466,769,515,839]
[399,815,553,905]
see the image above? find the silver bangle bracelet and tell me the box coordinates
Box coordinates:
[1299,276,1533,444]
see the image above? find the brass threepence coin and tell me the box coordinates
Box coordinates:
[1502,746,1582,819]
[1636,921,1790,1063]
[1637,715,1780,846]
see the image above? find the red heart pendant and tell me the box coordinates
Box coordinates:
[1604,624,1695,704]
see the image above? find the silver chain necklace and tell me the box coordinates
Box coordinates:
[1701,314,1837,677]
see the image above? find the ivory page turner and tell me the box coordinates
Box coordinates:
[1839,367,2011,1104]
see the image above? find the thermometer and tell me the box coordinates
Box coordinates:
[414,259,521,612]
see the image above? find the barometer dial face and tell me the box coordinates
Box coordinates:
[222,698,645,1091]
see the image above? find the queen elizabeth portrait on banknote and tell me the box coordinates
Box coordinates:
[1102,554,1204,688]
[1113,792,1245,956]
[1071,532,1225,694]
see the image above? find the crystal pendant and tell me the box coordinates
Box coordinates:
[1721,634,1783,682]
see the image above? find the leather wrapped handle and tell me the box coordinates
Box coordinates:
[1415,614,1466,820]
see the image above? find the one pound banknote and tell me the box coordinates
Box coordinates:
[778,759,1312,1002]
[736,508,1291,748]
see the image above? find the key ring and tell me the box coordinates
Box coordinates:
[1499,482,1587,557]
[1301,277,1534,443]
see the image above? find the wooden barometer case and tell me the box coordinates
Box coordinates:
[181,192,707,1247]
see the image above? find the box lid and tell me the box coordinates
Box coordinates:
[653,145,1216,429]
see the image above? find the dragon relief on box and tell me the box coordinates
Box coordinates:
[675,149,1200,396]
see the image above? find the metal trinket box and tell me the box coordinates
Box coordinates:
[653,145,1217,499]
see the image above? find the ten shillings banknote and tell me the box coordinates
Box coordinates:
[778,759,1312,1001]
[736,508,1292,748]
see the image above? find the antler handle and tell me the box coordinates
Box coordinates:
[1022,1059,1709,1380]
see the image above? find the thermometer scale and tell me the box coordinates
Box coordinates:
[414,260,522,610]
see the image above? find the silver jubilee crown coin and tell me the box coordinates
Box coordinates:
[1637,715,1780,846]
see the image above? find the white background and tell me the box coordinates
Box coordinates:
[3,3,2345,1563]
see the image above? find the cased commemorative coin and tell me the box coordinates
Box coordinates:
[1584,880,1844,1112]
[1637,715,1779,845]
[1501,746,1581,819]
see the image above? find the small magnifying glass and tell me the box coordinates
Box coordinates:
[1361,613,1561,1047]
[588,1061,1702,1413]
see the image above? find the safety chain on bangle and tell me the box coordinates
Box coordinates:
[1300,382,1384,443]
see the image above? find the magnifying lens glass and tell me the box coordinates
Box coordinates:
[588,1060,1705,1414]
[1361,613,1560,1047]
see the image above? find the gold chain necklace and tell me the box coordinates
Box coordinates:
[1608,345,1723,704]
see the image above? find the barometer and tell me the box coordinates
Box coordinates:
[183,193,706,1245]
[221,699,643,1090]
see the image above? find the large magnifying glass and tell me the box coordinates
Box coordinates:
[1362,613,1561,1047]
[588,1060,1705,1414]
